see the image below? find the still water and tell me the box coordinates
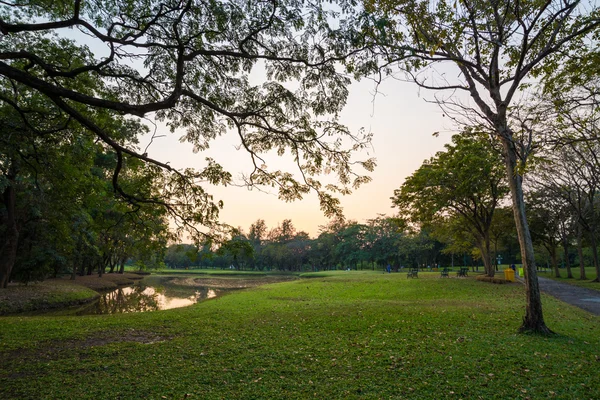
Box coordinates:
[77,277,222,315]
[72,274,294,316]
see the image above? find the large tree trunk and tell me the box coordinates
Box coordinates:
[577,224,587,280]
[478,235,494,277]
[118,257,126,274]
[0,183,19,288]
[501,138,552,334]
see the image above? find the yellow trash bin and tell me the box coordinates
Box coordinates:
[504,268,515,282]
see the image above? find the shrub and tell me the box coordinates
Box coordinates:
[475,275,511,284]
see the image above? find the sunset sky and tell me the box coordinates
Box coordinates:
[143,76,457,237]
[61,22,465,238]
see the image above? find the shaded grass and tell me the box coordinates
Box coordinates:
[1,272,599,399]
[0,281,99,315]
[538,267,600,291]
[0,273,149,315]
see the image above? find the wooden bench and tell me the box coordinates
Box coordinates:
[407,268,419,278]
[440,268,449,278]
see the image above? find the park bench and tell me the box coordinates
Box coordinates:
[440,267,449,278]
[457,267,468,277]
[407,268,419,278]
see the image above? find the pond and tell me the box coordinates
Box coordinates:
[68,274,296,316]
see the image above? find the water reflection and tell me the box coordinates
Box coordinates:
[77,278,225,315]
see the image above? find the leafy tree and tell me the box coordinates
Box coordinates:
[361,0,600,332]
[248,219,268,270]
[526,190,570,278]
[365,216,404,270]
[165,244,199,269]
[217,234,254,270]
[488,207,519,267]
[0,0,374,245]
[335,222,369,269]
[536,49,600,281]
[0,98,169,285]
[392,133,507,276]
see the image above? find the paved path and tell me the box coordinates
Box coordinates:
[537,277,600,316]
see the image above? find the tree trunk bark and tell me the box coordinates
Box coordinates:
[501,138,552,334]
[484,233,494,277]
[563,240,573,279]
[70,241,79,280]
[0,183,19,289]
[577,224,587,280]
[550,245,560,278]
[589,232,600,283]
[478,238,494,277]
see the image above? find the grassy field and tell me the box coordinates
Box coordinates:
[1,271,599,399]
[537,267,600,291]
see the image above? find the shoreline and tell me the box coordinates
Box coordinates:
[0,272,146,315]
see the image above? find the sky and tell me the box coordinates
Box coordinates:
[142,76,456,238]
[60,22,459,239]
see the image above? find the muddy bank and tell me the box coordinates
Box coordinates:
[0,282,99,315]
[0,273,145,315]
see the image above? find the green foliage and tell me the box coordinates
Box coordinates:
[0,99,171,284]
[0,0,375,239]
[392,132,508,275]
[475,275,510,285]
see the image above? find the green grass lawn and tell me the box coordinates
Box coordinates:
[1,272,599,399]
[537,267,600,291]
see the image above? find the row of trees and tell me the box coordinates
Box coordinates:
[165,216,502,272]
[392,128,600,282]
[1,0,598,334]
[167,132,600,278]
[0,102,170,286]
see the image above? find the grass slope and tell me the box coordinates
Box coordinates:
[1,272,599,399]
[0,281,99,315]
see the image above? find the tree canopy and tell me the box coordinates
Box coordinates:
[392,132,508,276]
[0,0,375,239]
[358,0,600,333]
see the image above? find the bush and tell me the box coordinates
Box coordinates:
[475,274,510,284]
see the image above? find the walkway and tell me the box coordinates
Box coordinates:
[537,277,600,316]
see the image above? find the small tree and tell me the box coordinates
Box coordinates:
[392,132,508,277]
[360,0,600,333]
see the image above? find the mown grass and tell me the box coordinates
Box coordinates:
[1,272,599,399]
[538,267,600,291]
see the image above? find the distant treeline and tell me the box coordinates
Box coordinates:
[164,217,520,272]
